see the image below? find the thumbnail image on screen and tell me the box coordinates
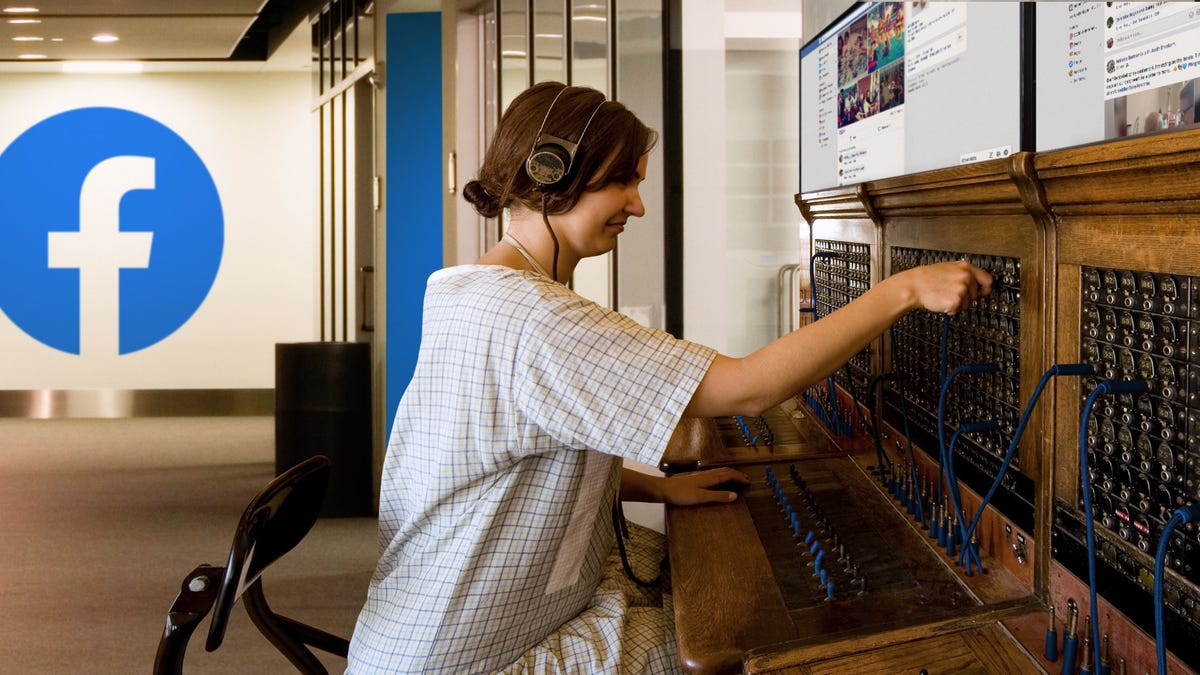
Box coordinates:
[836,3,906,129]
[1037,2,1200,152]
[801,2,1023,194]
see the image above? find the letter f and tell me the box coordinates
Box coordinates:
[48,156,155,356]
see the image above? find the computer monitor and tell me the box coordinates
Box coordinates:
[800,2,1026,193]
[1036,2,1200,152]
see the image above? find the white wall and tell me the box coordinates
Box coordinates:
[682,3,802,355]
[682,2,730,352]
[0,71,314,389]
[724,49,801,356]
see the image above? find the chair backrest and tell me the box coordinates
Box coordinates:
[154,454,350,675]
[205,455,332,651]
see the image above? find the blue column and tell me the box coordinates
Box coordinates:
[386,11,442,428]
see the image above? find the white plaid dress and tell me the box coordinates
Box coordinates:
[347,265,716,674]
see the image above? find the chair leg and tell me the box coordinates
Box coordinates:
[153,565,223,675]
[242,581,330,675]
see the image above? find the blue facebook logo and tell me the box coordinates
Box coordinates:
[0,107,223,355]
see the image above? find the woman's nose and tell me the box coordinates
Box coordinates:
[627,189,645,217]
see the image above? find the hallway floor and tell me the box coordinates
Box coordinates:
[0,417,377,674]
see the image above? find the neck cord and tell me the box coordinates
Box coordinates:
[540,193,560,283]
[502,232,553,280]
[611,500,661,588]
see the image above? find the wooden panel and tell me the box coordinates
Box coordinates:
[668,496,793,674]
[743,602,1044,674]
[1058,216,1200,275]
[1046,562,1191,675]
[804,626,1034,675]
[659,403,847,472]
[809,219,876,249]
[1051,265,1083,505]
[865,155,1029,216]
[1035,128,1200,213]
[660,417,722,473]
[796,186,870,224]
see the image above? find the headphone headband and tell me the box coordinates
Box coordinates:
[525,85,607,188]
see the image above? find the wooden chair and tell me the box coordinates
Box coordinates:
[153,455,351,674]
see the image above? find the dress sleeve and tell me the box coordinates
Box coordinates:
[512,288,717,466]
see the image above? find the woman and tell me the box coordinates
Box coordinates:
[348,82,991,674]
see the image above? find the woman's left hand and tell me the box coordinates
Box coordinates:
[661,467,751,505]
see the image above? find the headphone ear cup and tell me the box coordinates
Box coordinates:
[526,142,573,187]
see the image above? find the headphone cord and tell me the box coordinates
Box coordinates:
[611,500,662,589]
[540,192,560,283]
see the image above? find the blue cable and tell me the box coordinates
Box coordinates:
[945,420,997,573]
[936,361,999,512]
[1080,379,1148,667]
[958,363,1095,568]
[1155,503,1200,675]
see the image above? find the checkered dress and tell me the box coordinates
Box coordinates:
[347,266,715,674]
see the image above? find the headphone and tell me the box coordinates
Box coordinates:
[525,86,606,189]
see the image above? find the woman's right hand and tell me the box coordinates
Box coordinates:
[897,260,994,315]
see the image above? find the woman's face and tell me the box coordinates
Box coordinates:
[557,153,648,259]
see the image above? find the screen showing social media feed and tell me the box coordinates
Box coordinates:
[800,2,1023,193]
[1037,2,1200,152]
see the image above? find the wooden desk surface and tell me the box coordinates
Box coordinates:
[665,408,1037,674]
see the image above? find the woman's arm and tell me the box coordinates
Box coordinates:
[684,261,992,418]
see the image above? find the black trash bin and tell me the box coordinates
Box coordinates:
[275,341,373,517]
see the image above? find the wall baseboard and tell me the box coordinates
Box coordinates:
[0,389,274,418]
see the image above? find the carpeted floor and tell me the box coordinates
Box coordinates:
[0,417,378,674]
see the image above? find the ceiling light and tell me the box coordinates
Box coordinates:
[6,17,39,23]
[62,61,143,74]
[3,7,40,13]
[49,36,61,41]
[91,33,118,43]
[17,53,46,59]
[11,35,42,41]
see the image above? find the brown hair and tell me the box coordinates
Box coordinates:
[462,82,657,219]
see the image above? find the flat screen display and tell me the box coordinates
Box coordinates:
[1037,2,1200,152]
[800,2,1024,193]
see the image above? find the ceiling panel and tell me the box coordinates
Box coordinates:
[0,16,258,59]
[0,0,320,63]
[6,0,266,16]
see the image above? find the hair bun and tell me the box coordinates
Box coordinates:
[462,179,502,218]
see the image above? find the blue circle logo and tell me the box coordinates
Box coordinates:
[0,107,223,355]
